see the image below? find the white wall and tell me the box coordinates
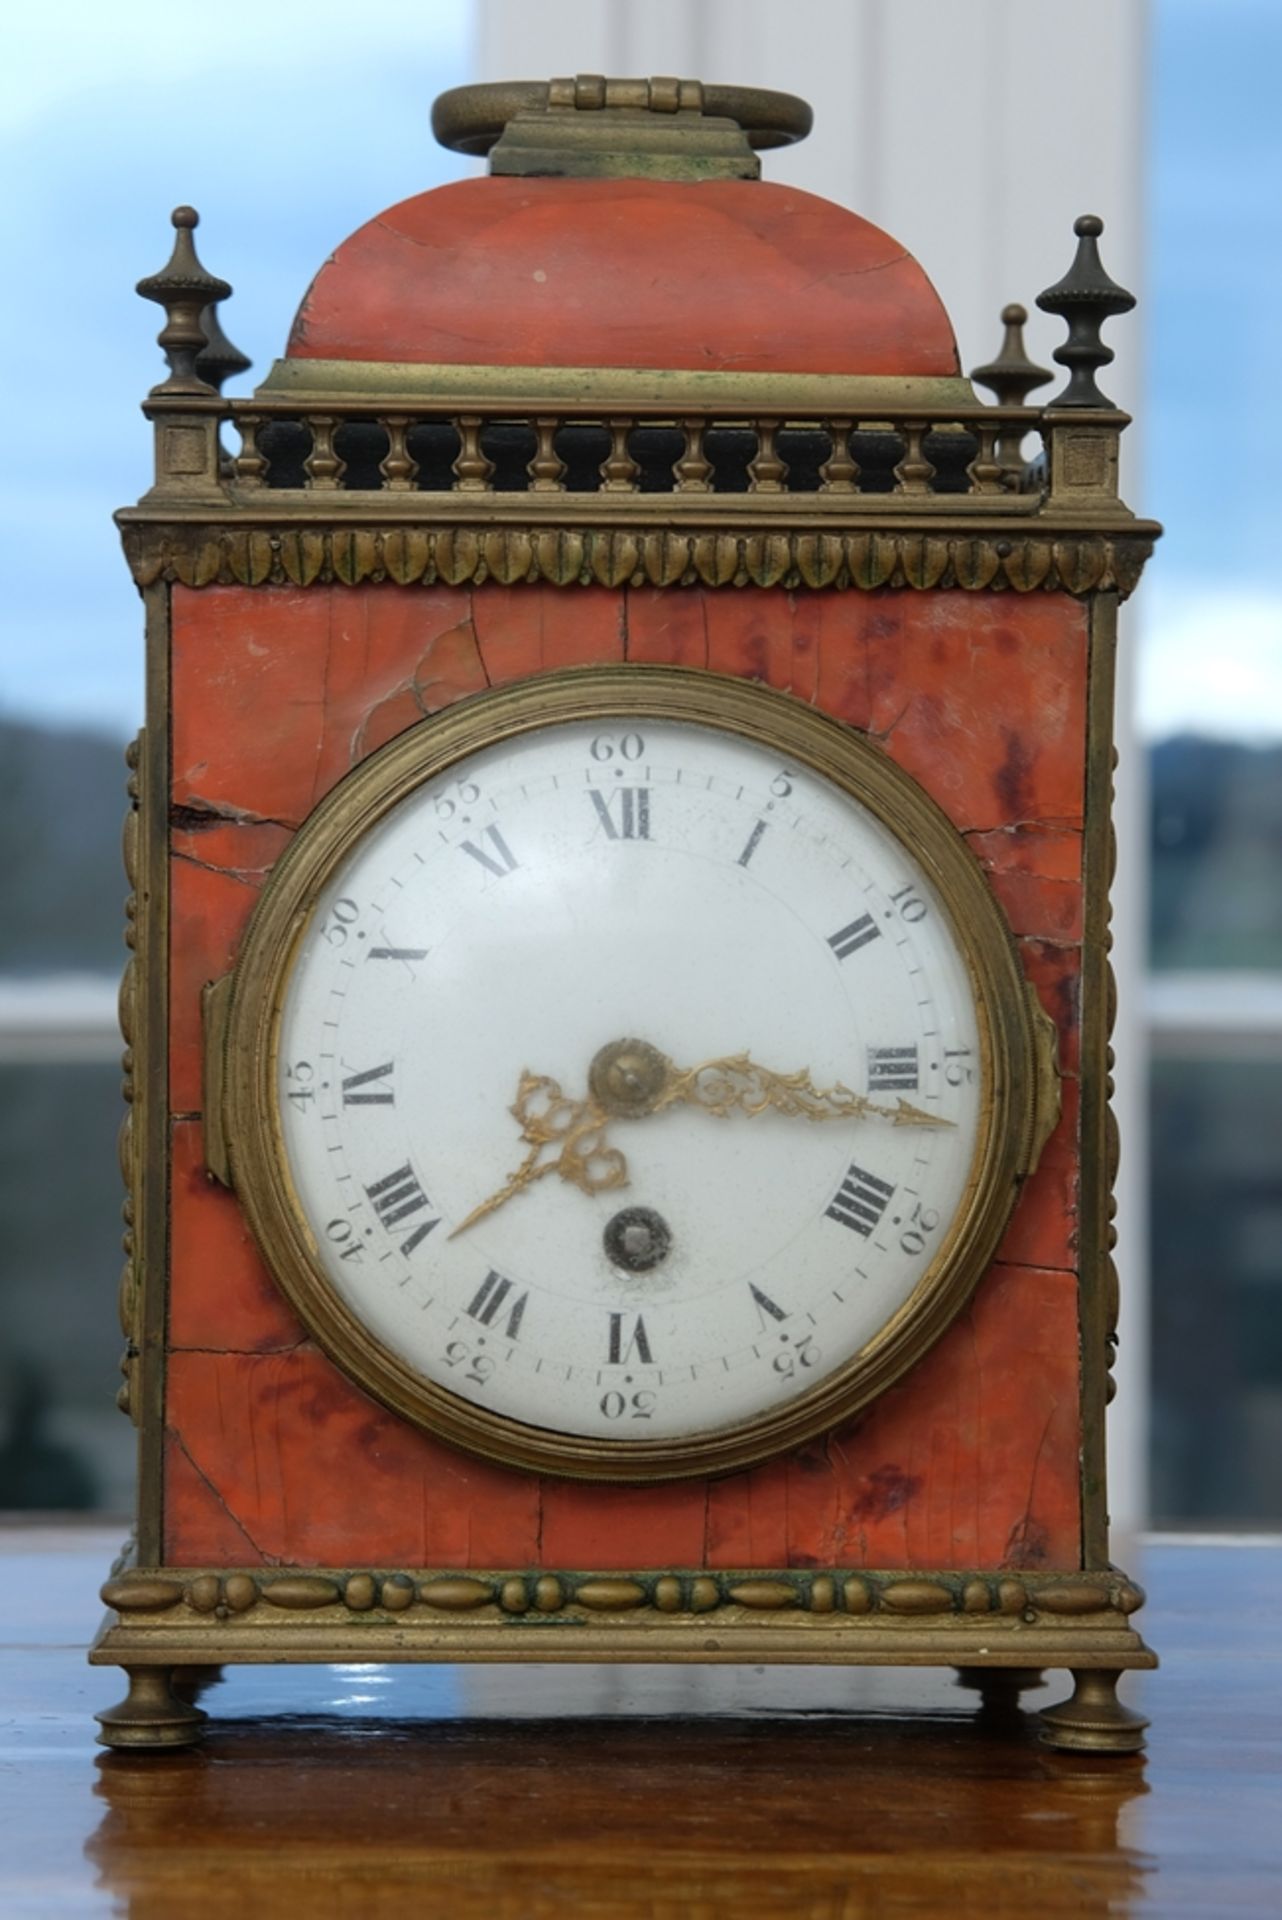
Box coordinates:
[471,0,1152,1531]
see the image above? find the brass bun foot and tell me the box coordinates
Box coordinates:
[955,1665,1045,1703]
[95,1666,208,1751]
[1038,1669,1148,1754]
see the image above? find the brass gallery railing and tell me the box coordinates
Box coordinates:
[127,208,1150,541]
[123,213,1156,598]
[122,388,1151,596]
[226,404,1053,502]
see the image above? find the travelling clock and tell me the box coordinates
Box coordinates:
[95,75,1159,1756]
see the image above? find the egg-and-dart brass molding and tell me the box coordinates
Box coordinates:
[118,521,1156,596]
[217,664,1050,1483]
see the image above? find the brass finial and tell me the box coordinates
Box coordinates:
[1036,215,1136,409]
[970,303,1053,482]
[195,301,251,394]
[971,304,1052,409]
[136,207,232,397]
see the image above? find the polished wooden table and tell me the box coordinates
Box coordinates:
[1,1528,1277,1917]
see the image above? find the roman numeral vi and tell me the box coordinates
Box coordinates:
[608,1313,654,1366]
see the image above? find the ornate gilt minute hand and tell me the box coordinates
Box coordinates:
[627,1047,950,1132]
[451,1038,952,1239]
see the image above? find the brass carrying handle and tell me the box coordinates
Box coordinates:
[431,78,813,157]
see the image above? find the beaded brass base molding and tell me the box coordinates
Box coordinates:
[87,1559,1151,1758]
[93,1559,1154,1663]
[118,521,1156,597]
[91,1556,1155,1753]
[97,1561,1149,1625]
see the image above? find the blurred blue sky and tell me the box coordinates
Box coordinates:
[1141,0,1282,739]
[0,0,471,734]
[1,0,1278,740]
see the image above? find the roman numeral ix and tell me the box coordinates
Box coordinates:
[365,1162,439,1256]
[341,1061,395,1106]
[826,1162,896,1237]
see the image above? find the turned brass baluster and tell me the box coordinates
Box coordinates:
[528,416,567,490]
[379,415,418,491]
[600,418,640,491]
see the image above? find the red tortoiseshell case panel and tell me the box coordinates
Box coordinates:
[164,581,1085,1572]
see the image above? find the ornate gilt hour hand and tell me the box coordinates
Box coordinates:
[448,1072,625,1239]
[450,1038,952,1239]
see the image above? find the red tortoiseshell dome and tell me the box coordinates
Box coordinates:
[285,175,959,377]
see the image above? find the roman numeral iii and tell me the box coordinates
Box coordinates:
[590,788,651,840]
[826,1162,896,1236]
[365,1162,439,1256]
[867,1045,919,1091]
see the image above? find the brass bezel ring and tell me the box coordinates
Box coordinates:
[221,664,1043,1482]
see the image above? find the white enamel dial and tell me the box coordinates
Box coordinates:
[274,711,986,1451]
